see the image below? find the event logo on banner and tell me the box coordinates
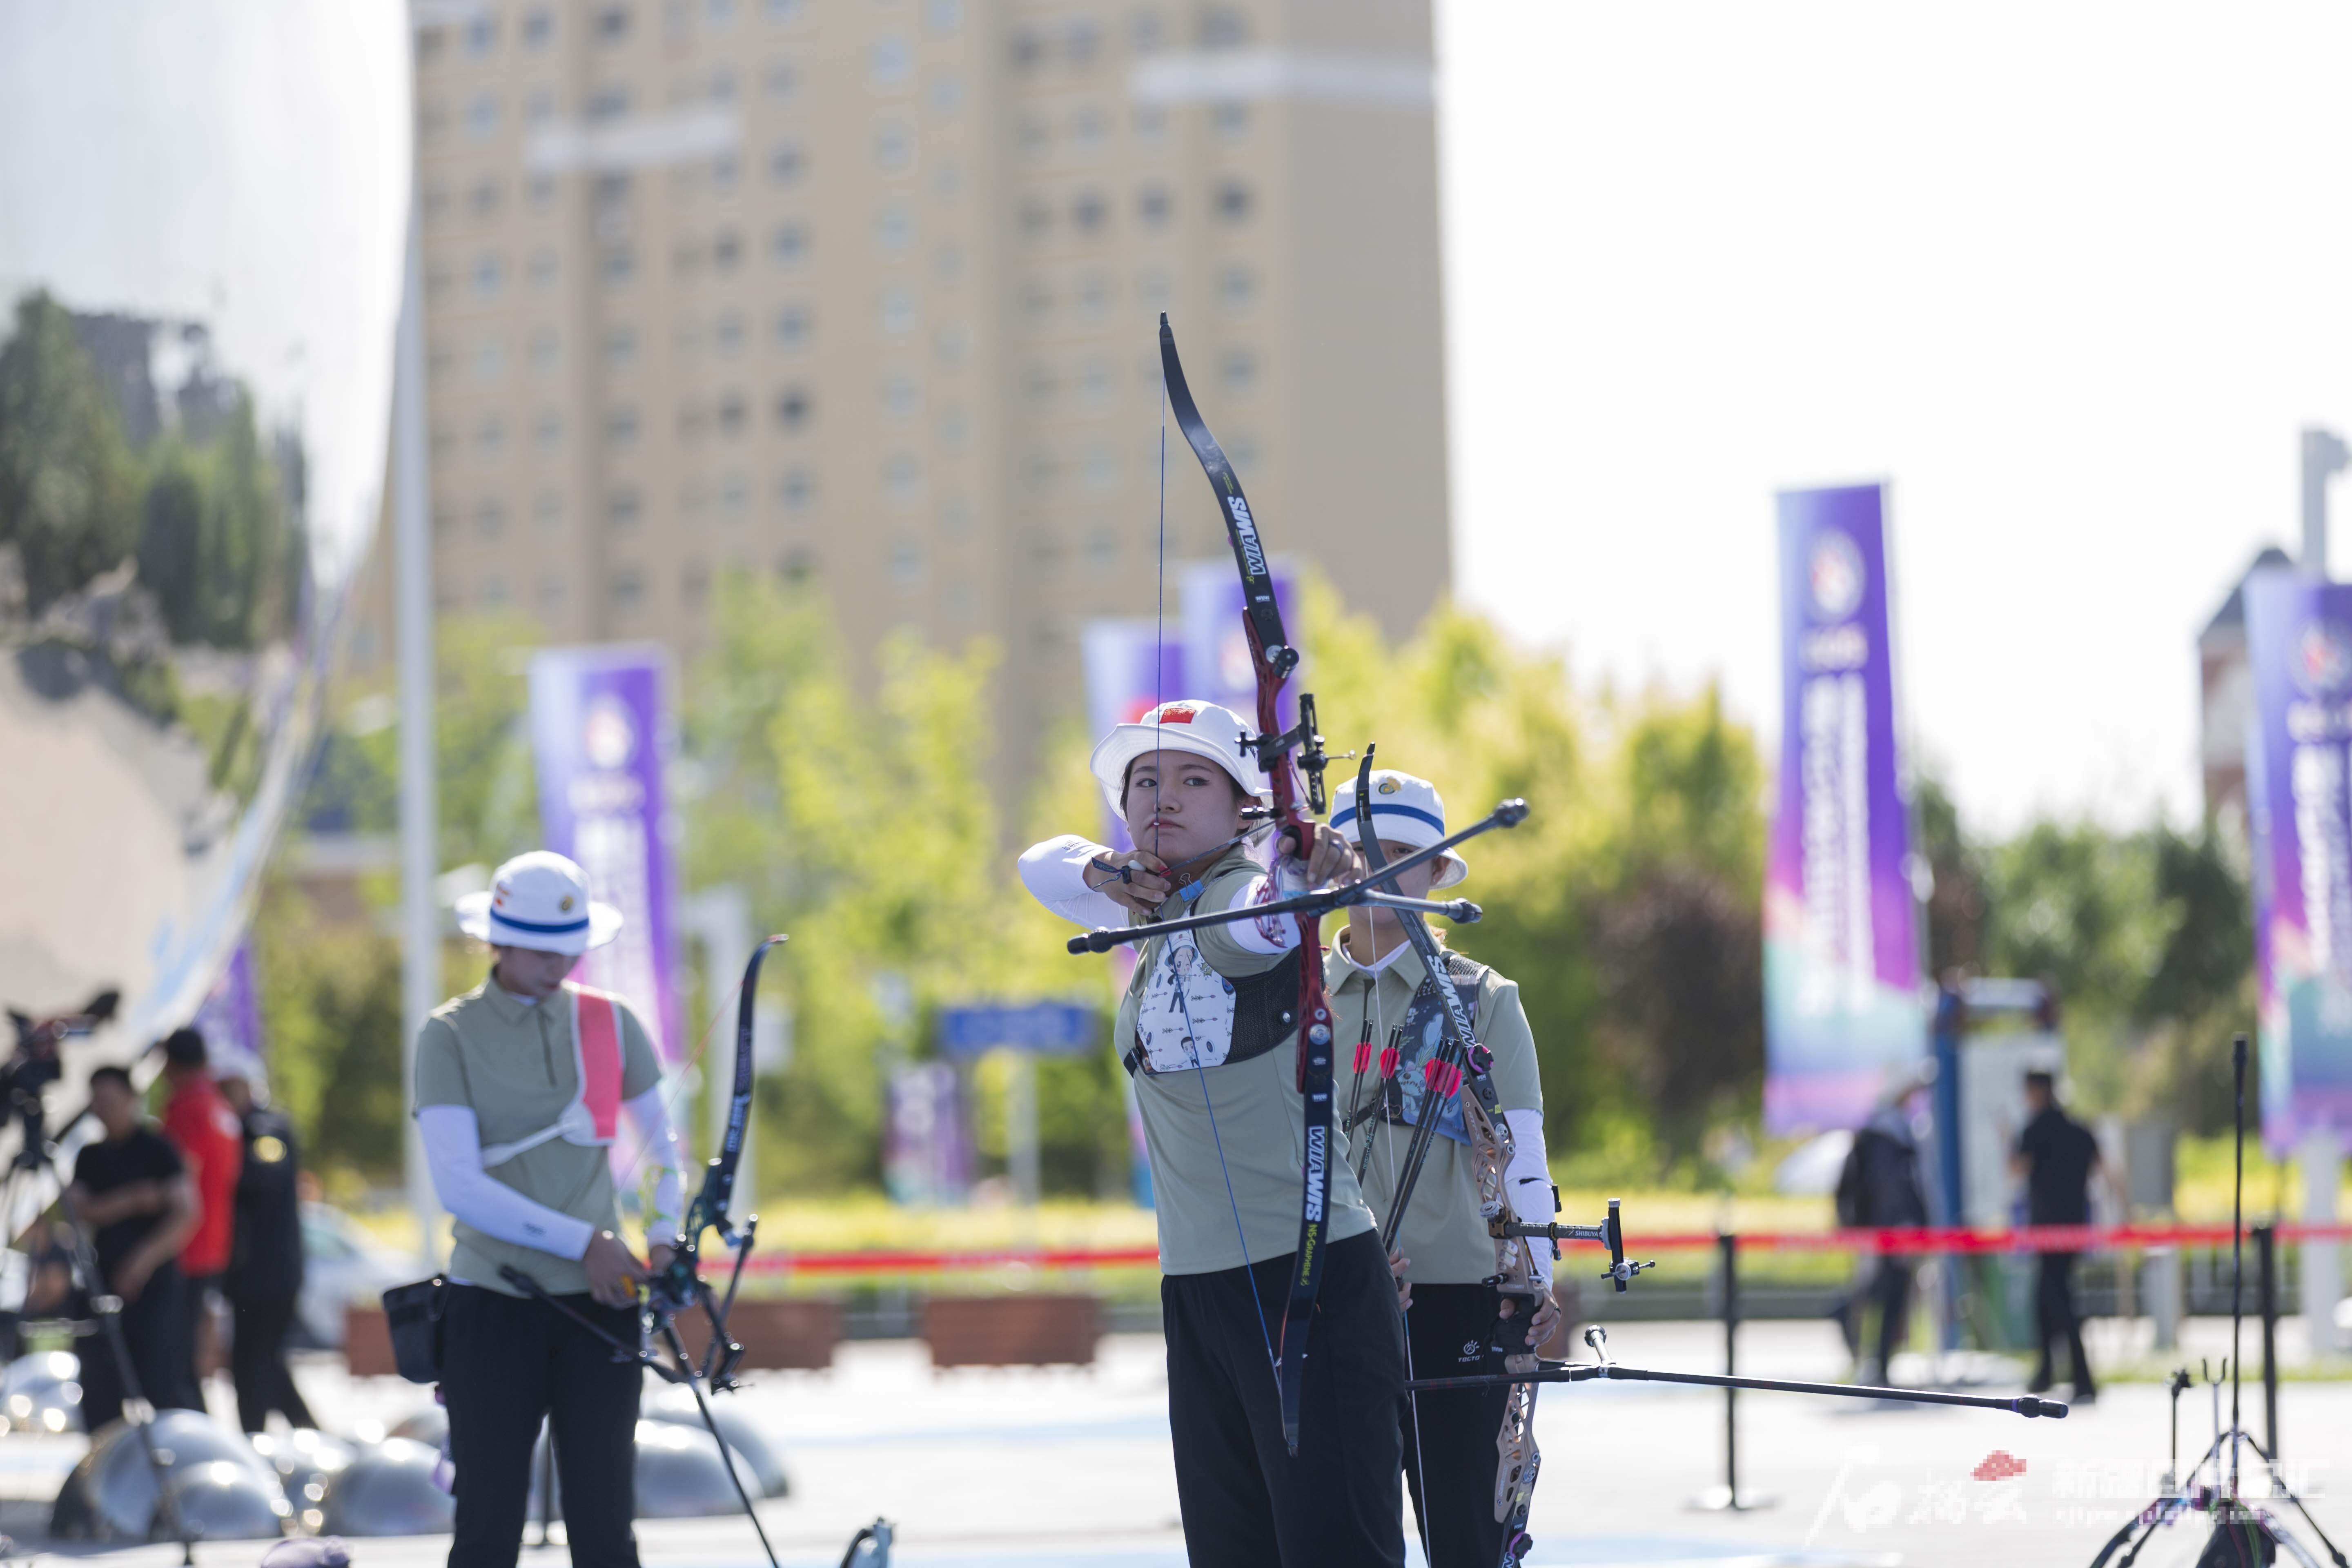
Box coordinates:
[1764,485,1925,1132]
[528,646,681,1061]
[1079,621,1187,851]
[2244,571,2352,1146]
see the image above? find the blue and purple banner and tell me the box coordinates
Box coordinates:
[528,645,682,1062]
[2245,571,2352,1147]
[1764,485,1926,1132]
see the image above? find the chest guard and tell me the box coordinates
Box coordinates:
[1366,951,1487,1147]
[479,986,626,1167]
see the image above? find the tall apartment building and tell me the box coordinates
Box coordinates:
[368,0,1449,801]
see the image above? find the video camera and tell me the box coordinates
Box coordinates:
[3,989,120,1167]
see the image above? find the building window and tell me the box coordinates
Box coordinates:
[713,150,739,188]
[885,455,922,500]
[1079,359,1112,406]
[771,223,808,265]
[933,322,967,364]
[774,387,811,430]
[1071,190,1107,234]
[888,538,922,579]
[605,325,638,368]
[769,141,804,184]
[528,247,559,285]
[525,90,557,125]
[466,14,497,53]
[1216,180,1252,223]
[882,373,919,418]
[930,76,962,113]
[606,407,640,444]
[776,468,815,514]
[880,288,916,336]
[472,340,504,380]
[432,500,458,534]
[589,86,630,121]
[1076,273,1109,318]
[717,392,747,435]
[1133,104,1167,141]
[534,490,566,531]
[1214,100,1250,139]
[473,253,504,296]
[709,69,737,101]
[938,408,967,448]
[474,498,507,538]
[773,305,811,350]
[682,562,711,605]
[1201,7,1248,47]
[608,490,643,531]
[480,573,512,606]
[1086,527,1119,568]
[1220,265,1254,307]
[1072,105,1105,148]
[715,311,746,354]
[529,330,561,370]
[927,0,960,31]
[1083,445,1116,490]
[523,9,554,46]
[766,0,801,20]
[939,499,971,537]
[1221,349,1256,392]
[1017,196,1051,238]
[469,180,501,220]
[533,410,563,448]
[1138,185,1171,228]
[536,569,567,609]
[598,6,631,42]
[764,62,795,100]
[712,229,742,270]
[476,417,507,454]
[875,206,913,252]
[467,94,501,138]
[1008,27,1041,70]
[1064,17,1100,65]
[719,473,749,519]
[528,173,557,205]
[603,246,635,283]
[875,123,911,170]
[610,568,645,609]
[871,36,911,86]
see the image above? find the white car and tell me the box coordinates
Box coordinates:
[293,1203,417,1350]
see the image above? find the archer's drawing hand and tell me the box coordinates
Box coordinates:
[584,1229,646,1308]
[1088,851,1171,915]
[1295,822,1363,888]
[1388,1247,1413,1314]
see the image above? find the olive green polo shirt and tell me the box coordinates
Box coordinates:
[413,978,663,1296]
[1115,847,1379,1275]
[1327,928,1543,1285]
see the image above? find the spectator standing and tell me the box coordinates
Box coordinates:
[159,1027,243,1399]
[2013,1069,2102,1403]
[217,1063,316,1433]
[1835,1091,1930,1387]
[65,1065,203,1430]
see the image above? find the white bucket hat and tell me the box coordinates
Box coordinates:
[1087,699,1267,818]
[454,851,623,956]
[1329,768,1468,889]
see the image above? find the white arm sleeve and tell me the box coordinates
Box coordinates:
[623,1085,685,1241]
[418,1105,596,1261]
[1502,1107,1555,1290]
[1017,835,1130,929]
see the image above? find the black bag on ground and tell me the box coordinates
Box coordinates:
[381,1276,448,1383]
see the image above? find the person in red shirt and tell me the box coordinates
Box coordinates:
[159,1027,242,1399]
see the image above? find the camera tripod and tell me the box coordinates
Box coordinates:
[0,1106,197,1561]
[2086,1036,2347,1568]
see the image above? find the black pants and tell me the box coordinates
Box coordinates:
[229,1292,316,1433]
[77,1261,200,1433]
[1399,1282,1514,1568]
[1164,1229,1406,1568]
[2034,1252,2094,1394]
[1863,1258,1915,1374]
[441,1284,642,1568]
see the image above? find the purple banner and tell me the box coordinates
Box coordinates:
[2244,571,2352,1147]
[191,941,264,1079]
[528,646,682,1062]
[884,1062,973,1206]
[1764,485,1926,1132]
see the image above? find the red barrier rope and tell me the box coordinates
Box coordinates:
[732,1221,2352,1278]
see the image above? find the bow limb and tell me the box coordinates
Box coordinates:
[1160,315,1336,1460]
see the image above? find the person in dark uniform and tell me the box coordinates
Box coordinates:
[2013,1069,2102,1403]
[1835,1088,1930,1387]
[65,1065,204,1431]
[216,1065,316,1433]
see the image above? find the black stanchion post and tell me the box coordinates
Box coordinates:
[2256,1223,2279,1465]
[1688,1231,1776,1511]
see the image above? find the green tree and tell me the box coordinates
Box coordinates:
[0,292,139,613]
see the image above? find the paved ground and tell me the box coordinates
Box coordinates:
[2,1318,2345,1566]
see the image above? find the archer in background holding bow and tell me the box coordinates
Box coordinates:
[414,851,686,1568]
[1331,767,1559,1568]
[1019,700,1412,1568]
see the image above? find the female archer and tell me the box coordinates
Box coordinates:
[1329,766,1558,1568]
[414,850,686,1568]
[1019,700,1410,1568]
